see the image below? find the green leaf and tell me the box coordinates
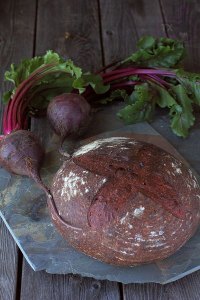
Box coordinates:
[150,83,176,108]
[72,77,86,93]
[28,57,45,73]
[82,74,110,94]
[4,64,17,84]
[123,36,185,68]
[65,59,82,79]
[170,84,195,137]
[73,73,110,94]
[176,69,200,105]
[44,50,60,64]
[4,50,63,89]
[2,90,13,104]
[5,62,28,86]
[128,75,140,81]
[117,83,155,123]
[99,89,128,104]
[137,36,155,49]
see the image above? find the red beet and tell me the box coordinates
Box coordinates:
[0,130,48,193]
[0,129,79,229]
[47,93,91,156]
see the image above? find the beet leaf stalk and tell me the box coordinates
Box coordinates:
[87,36,200,138]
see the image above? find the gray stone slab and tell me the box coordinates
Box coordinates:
[0,105,200,284]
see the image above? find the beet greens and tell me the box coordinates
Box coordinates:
[2,36,200,138]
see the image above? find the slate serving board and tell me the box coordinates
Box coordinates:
[0,105,200,284]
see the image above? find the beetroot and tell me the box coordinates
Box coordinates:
[47,93,91,156]
[0,129,80,229]
[0,130,49,193]
[1,89,92,230]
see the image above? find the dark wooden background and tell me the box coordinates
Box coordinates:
[0,0,200,299]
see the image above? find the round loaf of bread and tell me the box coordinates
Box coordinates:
[50,137,200,266]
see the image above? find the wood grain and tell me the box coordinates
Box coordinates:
[165,271,200,300]
[123,271,200,300]
[0,0,36,129]
[36,0,102,72]
[99,0,165,64]
[123,282,165,300]
[0,0,36,299]
[0,221,18,300]
[21,260,120,300]
[159,0,200,71]
[21,0,121,299]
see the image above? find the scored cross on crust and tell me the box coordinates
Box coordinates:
[73,141,187,229]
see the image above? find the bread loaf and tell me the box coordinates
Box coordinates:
[50,137,200,266]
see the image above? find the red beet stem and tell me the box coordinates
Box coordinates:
[4,64,65,134]
[103,69,175,84]
[8,64,56,116]
[110,81,140,89]
[139,74,165,88]
[3,101,11,134]
[146,74,171,88]
[102,67,175,78]
[4,64,56,134]
[16,100,28,129]
[10,80,35,131]
[95,60,122,74]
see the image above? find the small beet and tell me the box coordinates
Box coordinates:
[0,129,79,230]
[47,93,91,156]
[0,130,48,193]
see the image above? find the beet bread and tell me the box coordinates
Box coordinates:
[49,137,200,266]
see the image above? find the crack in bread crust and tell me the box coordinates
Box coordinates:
[73,142,186,225]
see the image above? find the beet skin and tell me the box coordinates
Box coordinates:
[47,93,91,140]
[0,130,47,191]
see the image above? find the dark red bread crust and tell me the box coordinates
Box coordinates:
[50,137,200,266]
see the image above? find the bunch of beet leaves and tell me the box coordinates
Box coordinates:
[2,35,200,138]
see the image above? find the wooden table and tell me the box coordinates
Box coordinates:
[1,0,200,299]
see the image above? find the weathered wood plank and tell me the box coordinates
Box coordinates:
[99,0,165,64]
[0,221,18,300]
[123,271,200,300]
[0,0,36,299]
[21,260,120,300]
[20,0,121,299]
[160,0,200,71]
[164,271,200,300]
[35,0,103,71]
[123,282,165,300]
